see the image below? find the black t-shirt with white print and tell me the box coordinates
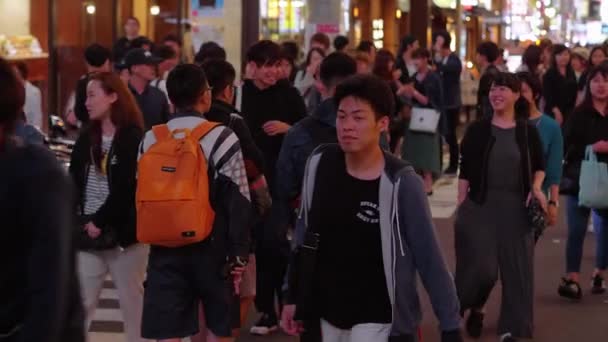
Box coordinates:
[311,148,392,329]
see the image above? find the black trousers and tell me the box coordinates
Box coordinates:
[254,236,289,318]
[445,107,461,169]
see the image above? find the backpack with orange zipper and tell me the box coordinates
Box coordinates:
[136,121,219,247]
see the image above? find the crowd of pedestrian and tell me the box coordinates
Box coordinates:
[2,14,608,342]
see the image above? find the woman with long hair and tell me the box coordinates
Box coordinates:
[517,72,563,227]
[558,64,608,300]
[517,45,543,77]
[456,73,546,341]
[399,48,444,194]
[295,47,325,110]
[69,72,147,342]
[542,44,578,126]
[577,46,607,94]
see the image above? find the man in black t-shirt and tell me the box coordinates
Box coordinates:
[282,75,463,342]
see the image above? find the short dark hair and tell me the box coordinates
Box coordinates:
[155,45,177,61]
[516,71,542,101]
[311,32,330,50]
[195,42,227,65]
[319,52,357,88]
[166,64,208,110]
[412,47,431,60]
[126,16,140,26]
[0,58,25,135]
[132,36,153,50]
[246,40,281,66]
[334,74,395,119]
[163,34,182,47]
[522,45,542,74]
[433,31,451,49]
[280,41,299,62]
[201,59,236,99]
[477,41,500,63]
[85,43,112,67]
[333,35,349,51]
[14,62,28,80]
[357,40,376,54]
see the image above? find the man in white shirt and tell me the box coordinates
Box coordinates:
[14,62,43,129]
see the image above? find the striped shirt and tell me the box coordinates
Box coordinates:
[84,135,113,215]
[139,116,250,201]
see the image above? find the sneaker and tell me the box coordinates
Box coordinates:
[591,274,607,294]
[466,311,484,338]
[500,333,517,342]
[558,277,582,300]
[250,313,278,335]
[444,165,458,175]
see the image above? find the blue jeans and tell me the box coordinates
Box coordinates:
[566,196,608,273]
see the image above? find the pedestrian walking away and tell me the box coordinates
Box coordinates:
[139,64,251,342]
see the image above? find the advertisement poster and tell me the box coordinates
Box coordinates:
[191,0,224,17]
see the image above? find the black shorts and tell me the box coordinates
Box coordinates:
[141,240,234,339]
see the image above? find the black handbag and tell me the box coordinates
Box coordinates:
[559,156,581,196]
[75,214,119,251]
[290,227,320,321]
[524,125,547,242]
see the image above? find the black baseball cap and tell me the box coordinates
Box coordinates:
[85,44,111,67]
[124,48,162,68]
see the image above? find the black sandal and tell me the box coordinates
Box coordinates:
[558,277,582,300]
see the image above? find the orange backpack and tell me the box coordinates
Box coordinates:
[136,121,219,247]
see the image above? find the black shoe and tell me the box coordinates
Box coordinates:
[466,311,484,338]
[558,277,582,300]
[591,274,607,294]
[444,166,458,175]
[250,313,278,335]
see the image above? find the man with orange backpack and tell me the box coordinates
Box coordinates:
[137,63,251,342]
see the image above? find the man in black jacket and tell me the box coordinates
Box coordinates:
[433,31,463,174]
[202,59,271,331]
[274,52,357,341]
[241,40,307,335]
[0,57,85,342]
[476,41,501,120]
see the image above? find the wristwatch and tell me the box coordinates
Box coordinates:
[548,200,559,208]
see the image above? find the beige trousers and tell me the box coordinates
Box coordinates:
[78,244,149,342]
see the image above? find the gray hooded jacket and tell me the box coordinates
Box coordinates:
[294,145,461,337]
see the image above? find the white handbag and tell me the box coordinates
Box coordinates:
[409,107,441,133]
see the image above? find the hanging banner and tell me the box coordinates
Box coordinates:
[191,0,224,17]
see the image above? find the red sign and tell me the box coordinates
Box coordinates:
[316,24,340,34]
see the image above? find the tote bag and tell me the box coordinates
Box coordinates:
[578,145,608,209]
[409,107,441,134]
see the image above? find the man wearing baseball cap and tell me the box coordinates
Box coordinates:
[125,48,170,130]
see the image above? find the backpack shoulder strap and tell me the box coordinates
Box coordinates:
[235,85,243,112]
[152,124,171,141]
[190,121,221,143]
